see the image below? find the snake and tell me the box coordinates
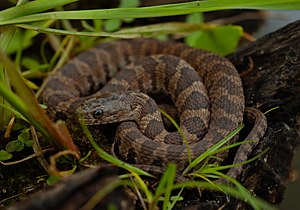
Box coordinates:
[40,38,267,178]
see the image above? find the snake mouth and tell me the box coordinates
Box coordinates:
[76,115,117,125]
[77,118,104,125]
[76,117,137,126]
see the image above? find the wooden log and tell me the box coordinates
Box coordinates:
[6,167,135,210]
[226,19,300,209]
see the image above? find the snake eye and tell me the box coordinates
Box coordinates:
[93,109,103,118]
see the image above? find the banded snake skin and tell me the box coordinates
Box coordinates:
[40,39,267,179]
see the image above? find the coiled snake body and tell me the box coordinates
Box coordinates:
[41,39,267,178]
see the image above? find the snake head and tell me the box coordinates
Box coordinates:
[74,91,147,125]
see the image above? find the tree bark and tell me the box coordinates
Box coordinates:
[225,19,300,209]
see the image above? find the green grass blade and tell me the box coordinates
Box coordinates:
[167,186,184,210]
[160,109,192,164]
[0,83,29,122]
[0,49,78,152]
[0,0,78,21]
[0,26,17,129]
[182,124,244,175]
[118,22,205,34]
[202,147,270,174]
[1,0,300,26]
[131,172,154,204]
[79,120,153,177]
[17,24,140,39]
[191,139,259,173]
[152,163,176,210]
[0,104,28,122]
[154,165,174,197]
[162,164,176,210]
[211,170,276,210]
[172,180,278,210]
[264,106,280,115]
[17,22,208,39]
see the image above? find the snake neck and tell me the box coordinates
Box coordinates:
[129,92,158,123]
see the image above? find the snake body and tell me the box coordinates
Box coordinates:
[76,55,211,145]
[41,39,267,177]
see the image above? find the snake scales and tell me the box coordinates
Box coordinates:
[41,39,267,178]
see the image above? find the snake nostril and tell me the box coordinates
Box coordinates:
[93,109,104,118]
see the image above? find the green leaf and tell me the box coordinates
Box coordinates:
[12,122,27,130]
[120,0,140,8]
[104,19,122,32]
[18,129,30,141]
[24,139,33,147]
[0,150,12,161]
[185,25,243,56]
[5,140,24,152]
[17,128,33,147]
[46,175,60,185]
[21,57,42,70]
[119,0,140,22]
[3,28,27,55]
[105,0,140,28]
[186,13,204,23]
